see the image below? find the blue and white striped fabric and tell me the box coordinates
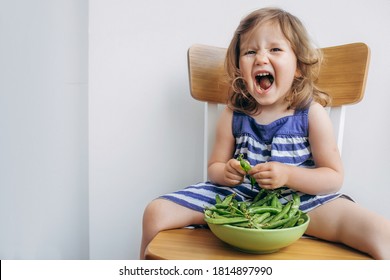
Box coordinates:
[160,109,351,213]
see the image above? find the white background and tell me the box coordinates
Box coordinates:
[1,0,389,260]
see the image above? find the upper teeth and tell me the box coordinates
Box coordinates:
[256,73,270,77]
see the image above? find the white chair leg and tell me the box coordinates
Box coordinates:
[327,106,346,156]
[203,102,219,181]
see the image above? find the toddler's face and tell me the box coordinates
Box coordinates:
[239,21,299,108]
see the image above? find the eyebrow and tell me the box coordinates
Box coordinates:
[240,40,289,51]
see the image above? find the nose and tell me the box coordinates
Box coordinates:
[255,50,269,65]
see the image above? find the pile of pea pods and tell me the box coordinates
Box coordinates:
[204,189,307,229]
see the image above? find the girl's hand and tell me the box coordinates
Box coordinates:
[223,158,247,186]
[248,162,289,190]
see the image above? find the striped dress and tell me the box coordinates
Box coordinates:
[160,109,350,213]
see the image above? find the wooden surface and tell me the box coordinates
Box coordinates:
[187,43,370,106]
[145,228,372,260]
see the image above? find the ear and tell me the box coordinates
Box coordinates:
[294,67,302,78]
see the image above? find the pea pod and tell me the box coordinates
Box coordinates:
[296,217,305,226]
[205,216,248,225]
[269,200,293,223]
[204,191,305,230]
[271,195,282,208]
[237,154,257,189]
[239,201,248,212]
[252,212,271,225]
[230,204,245,216]
[288,193,300,218]
[249,192,276,208]
[261,216,293,229]
[237,154,251,172]
[253,188,266,203]
[282,210,302,228]
[233,221,250,228]
[221,193,235,206]
[205,206,231,216]
[261,214,274,225]
[214,203,229,209]
[248,206,281,215]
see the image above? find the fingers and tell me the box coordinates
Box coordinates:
[226,159,246,176]
[224,159,246,186]
[248,162,269,175]
[251,170,272,188]
[224,174,244,186]
[254,178,274,189]
[248,162,280,189]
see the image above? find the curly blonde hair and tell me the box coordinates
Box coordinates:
[225,7,330,114]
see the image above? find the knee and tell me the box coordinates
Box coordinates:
[143,198,205,234]
[142,199,167,232]
[143,200,159,223]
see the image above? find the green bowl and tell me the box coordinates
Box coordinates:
[207,213,310,254]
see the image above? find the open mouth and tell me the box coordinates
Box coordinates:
[255,73,274,91]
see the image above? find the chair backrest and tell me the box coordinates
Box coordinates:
[187,43,370,180]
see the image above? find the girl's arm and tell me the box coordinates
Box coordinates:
[248,102,344,195]
[207,107,246,186]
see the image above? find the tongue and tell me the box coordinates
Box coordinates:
[259,76,272,90]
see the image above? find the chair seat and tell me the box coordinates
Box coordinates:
[145,228,372,260]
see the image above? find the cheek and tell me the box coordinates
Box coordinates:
[238,59,252,79]
[277,62,298,84]
[239,68,252,84]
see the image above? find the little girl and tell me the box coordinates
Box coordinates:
[140,7,390,259]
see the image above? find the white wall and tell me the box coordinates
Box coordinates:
[1,0,389,260]
[0,0,88,259]
[90,0,390,259]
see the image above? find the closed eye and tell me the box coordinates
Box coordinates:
[270,48,282,52]
[243,50,256,56]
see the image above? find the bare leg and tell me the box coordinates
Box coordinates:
[306,198,390,259]
[139,198,205,259]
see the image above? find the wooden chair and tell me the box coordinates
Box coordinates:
[145,42,372,260]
